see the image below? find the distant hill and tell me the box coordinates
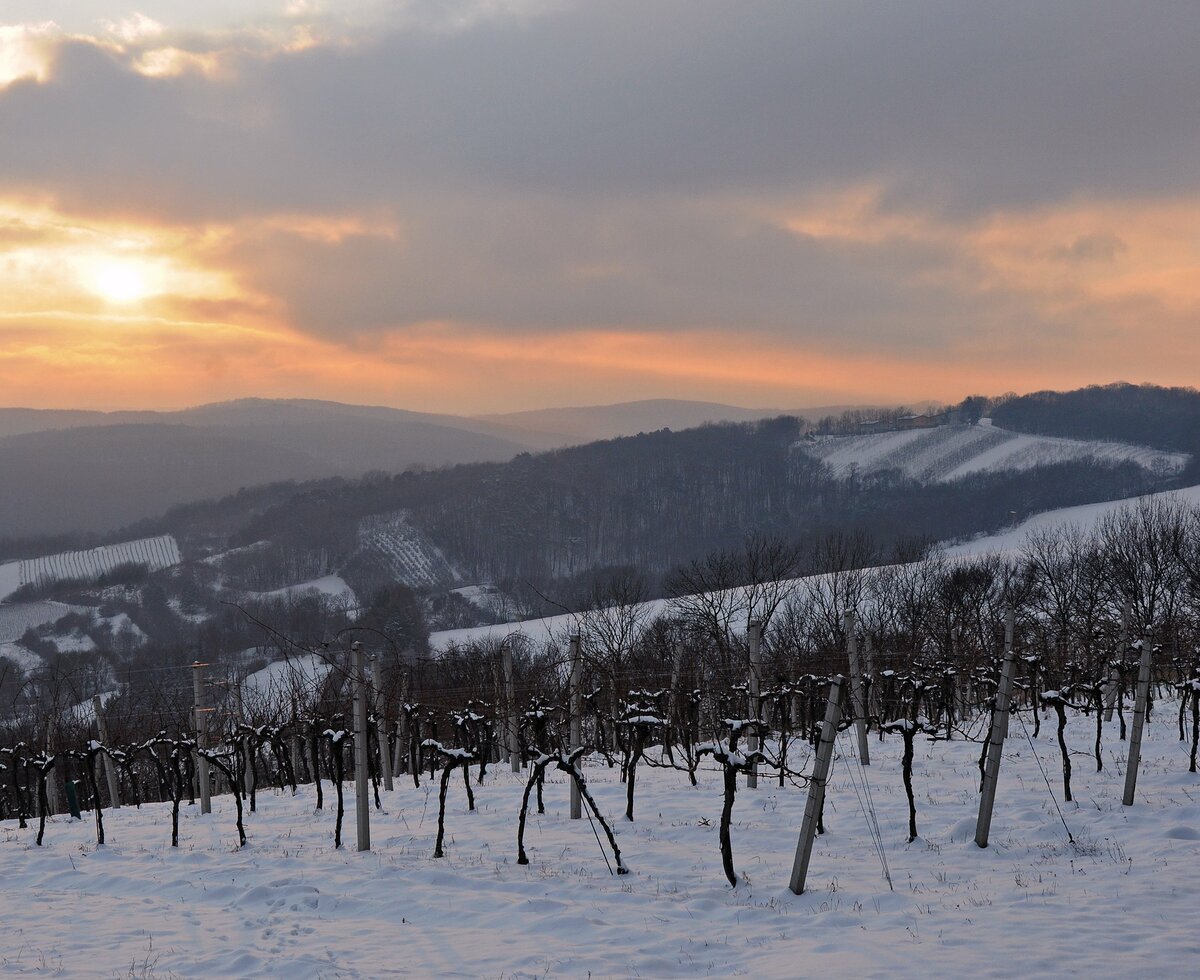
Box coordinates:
[0,397,922,537]
[0,400,542,538]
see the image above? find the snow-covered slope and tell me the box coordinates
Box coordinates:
[242,653,334,709]
[800,420,1188,483]
[0,600,90,643]
[253,575,358,607]
[431,484,1200,654]
[945,483,1200,558]
[0,534,181,601]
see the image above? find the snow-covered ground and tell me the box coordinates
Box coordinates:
[241,652,334,708]
[2,705,1196,977]
[0,641,40,674]
[800,421,1188,483]
[0,601,90,645]
[944,483,1200,558]
[253,575,359,607]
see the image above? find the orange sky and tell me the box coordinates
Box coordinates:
[2,5,1198,414]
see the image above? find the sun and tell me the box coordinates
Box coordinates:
[85,258,156,304]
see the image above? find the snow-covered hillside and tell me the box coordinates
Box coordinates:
[0,600,90,644]
[0,534,181,601]
[430,484,1200,654]
[945,483,1200,558]
[800,420,1188,483]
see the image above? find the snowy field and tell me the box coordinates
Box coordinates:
[3,706,1198,978]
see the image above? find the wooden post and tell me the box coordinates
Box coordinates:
[845,611,870,765]
[1122,634,1154,807]
[569,634,583,819]
[974,610,1017,848]
[353,642,371,851]
[192,661,211,815]
[92,696,121,809]
[503,644,520,773]
[371,656,393,792]
[789,675,844,895]
[747,620,762,789]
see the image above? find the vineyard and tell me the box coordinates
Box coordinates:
[0,535,181,600]
[803,421,1189,483]
[358,511,461,589]
[1,629,1197,977]
[3,496,1200,975]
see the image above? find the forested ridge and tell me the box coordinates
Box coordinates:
[215,417,1162,588]
[992,383,1200,466]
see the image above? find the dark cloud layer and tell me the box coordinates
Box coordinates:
[4,1,1197,216]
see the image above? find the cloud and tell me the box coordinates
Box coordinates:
[1,1,1198,410]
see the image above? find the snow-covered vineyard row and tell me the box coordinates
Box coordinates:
[800,420,1189,483]
[2,695,1197,978]
[0,534,181,601]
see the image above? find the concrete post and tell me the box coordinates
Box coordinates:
[371,656,393,792]
[503,644,519,773]
[192,661,211,815]
[974,610,1017,848]
[569,634,582,819]
[92,696,121,809]
[845,611,870,765]
[747,620,762,789]
[353,642,371,851]
[1122,635,1154,807]
[789,676,844,895]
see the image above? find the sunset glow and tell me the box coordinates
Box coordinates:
[1,3,1197,413]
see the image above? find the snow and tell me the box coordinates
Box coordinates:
[0,562,19,602]
[944,484,1200,558]
[0,600,90,644]
[0,641,40,673]
[359,510,461,588]
[2,703,1197,977]
[254,575,358,606]
[800,423,1188,483]
[241,653,334,707]
[47,630,95,653]
[69,689,120,726]
[97,611,148,645]
[7,535,181,597]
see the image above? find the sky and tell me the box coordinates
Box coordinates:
[1,1,1197,414]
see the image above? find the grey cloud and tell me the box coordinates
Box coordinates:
[223,189,1040,350]
[1,1,1197,218]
